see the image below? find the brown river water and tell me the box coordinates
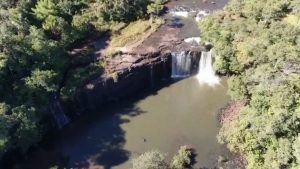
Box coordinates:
[22,77,230,169]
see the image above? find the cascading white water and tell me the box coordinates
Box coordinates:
[195,10,210,22]
[170,11,189,17]
[196,50,220,85]
[168,5,210,21]
[184,37,201,45]
[169,6,190,17]
[171,51,192,78]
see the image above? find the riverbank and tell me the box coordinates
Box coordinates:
[217,102,247,169]
[219,102,245,126]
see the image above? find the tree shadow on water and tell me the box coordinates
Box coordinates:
[21,81,175,169]
[22,105,147,169]
[63,106,147,169]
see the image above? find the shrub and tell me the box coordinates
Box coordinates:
[132,150,168,169]
[147,0,164,16]
[170,146,193,169]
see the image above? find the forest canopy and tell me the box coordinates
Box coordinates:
[200,0,300,168]
[0,0,164,164]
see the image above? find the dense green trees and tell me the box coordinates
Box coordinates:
[0,0,159,164]
[0,0,84,161]
[147,0,164,17]
[74,0,154,31]
[200,0,300,168]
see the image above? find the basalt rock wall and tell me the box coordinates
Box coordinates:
[77,51,172,112]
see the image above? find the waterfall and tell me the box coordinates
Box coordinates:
[196,50,220,85]
[171,51,192,78]
[195,10,210,22]
[51,95,70,129]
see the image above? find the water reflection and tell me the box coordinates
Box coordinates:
[22,77,229,169]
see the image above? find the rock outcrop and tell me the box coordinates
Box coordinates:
[72,17,206,113]
[77,51,172,112]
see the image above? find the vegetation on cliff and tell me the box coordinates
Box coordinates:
[200,0,300,168]
[110,18,165,48]
[0,0,165,164]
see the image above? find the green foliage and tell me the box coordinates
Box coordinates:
[33,0,86,21]
[95,0,150,22]
[147,0,164,16]
[0,53,8,71]
[110,18,164,47]
[25,69,58,92]
[32,0,88,38]
[60,63,102,110]
[227,76,248,101]
[32,0,60,21]
[0,0,91,161]
[201,0,300,168]
[263,139,293,169]
[132,150,168,169]
[73,0,153,32]
[42,15,63,31]
[132,147,194,169]
[0,103,14,157]
[293,135,300,165]
[33,0,59,20]
[0,0,18,8]
[0,0,165,164]
[11,106,40,152]
[170,146,193,169]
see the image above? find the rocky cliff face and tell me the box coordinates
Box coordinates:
[72,19,205,113]
[77,51,172,112]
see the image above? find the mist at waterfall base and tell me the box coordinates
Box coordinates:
[196,50,220,86]
[171,49,220,86]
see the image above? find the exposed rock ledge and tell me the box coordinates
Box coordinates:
[77,50,172,112]
[75,44,203,112]
[73,23,204,112]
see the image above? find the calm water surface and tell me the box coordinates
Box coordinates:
[118,77,230,168]
[23,77,229,169]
